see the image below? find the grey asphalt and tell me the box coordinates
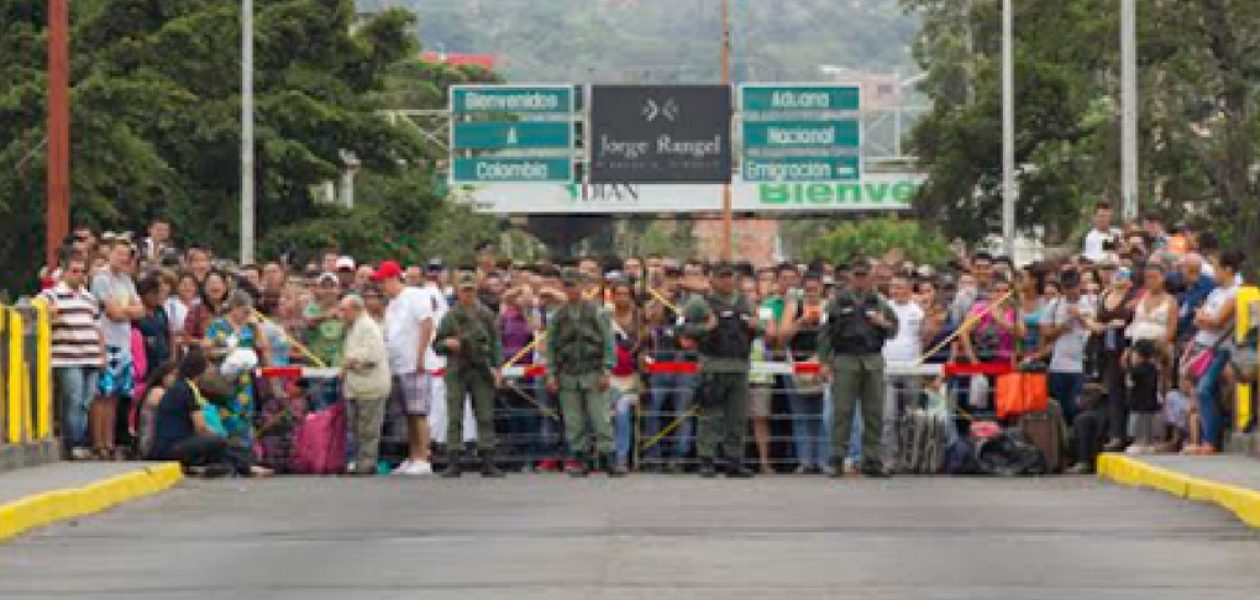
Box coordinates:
[2,474,1259,600]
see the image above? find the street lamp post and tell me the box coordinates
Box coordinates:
[241,0,256,265]
[1001,0,1016,260]
[1120,0,1138,223]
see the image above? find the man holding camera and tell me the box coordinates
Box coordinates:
[819,260,899,478]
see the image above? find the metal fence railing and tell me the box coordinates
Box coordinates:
[1,301,54,449]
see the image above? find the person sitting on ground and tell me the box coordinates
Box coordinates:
[134,361,178,461]
[149,349,271,477]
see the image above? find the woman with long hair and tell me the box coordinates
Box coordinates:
[183,269,231,349]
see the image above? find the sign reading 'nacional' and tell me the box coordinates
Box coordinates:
[739,84,862,183]
[589,85,733,184]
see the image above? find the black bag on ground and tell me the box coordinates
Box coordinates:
[975,431,1048,476]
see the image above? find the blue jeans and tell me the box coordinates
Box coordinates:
[786,377,827,469]
[612,390,636,463]
[1048,372,1084,426]
[1195,350,1230,448]
[56,366,98,450]
[644,373,698,459]
[821,386,861,465]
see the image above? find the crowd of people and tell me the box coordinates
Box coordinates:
[35,203,1257,478]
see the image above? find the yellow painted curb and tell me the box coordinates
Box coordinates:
[1097,454,1260,528]
[0,463,184,543]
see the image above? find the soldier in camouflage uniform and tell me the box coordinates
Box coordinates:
[818,260,899,478]
[680,263,760,478]
[546,269,618,477]
[435,273,505,478]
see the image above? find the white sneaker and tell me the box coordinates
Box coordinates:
[392,460,415,475]
[406,460,434,477]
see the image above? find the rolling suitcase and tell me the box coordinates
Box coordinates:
[1014,398,1066,473]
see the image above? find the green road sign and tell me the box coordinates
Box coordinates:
[742,156,860,182]
[743,120,860,149]
[452,158,573,183]
[452,86,574,114]
[452,121,573,150]
[741,85,860,112]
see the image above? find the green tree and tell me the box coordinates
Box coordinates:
[805,218,951,266]
[904,0,1260,251]
[0,0,520,292]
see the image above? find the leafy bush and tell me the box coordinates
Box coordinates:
[805,218,951,266]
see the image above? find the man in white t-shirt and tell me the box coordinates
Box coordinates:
[1041,269,1095,424]
[881,276,925,469]
[377,260,436,476]
[1083,203,1122,262]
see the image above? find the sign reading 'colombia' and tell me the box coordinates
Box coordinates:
[589,85,733,184]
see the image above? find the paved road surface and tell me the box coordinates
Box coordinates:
[2,475,1258,599]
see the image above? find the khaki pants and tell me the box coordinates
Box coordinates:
[558,372,613,458]
[349,395,387,474]
[696,371,750,462]
[445,367,498,452]
[829,354,886,468]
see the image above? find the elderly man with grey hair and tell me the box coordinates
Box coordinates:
[339,294,392,475]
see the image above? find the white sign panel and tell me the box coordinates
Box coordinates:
[452,173,923,214]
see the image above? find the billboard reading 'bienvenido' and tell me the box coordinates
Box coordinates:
[589,85,732,184]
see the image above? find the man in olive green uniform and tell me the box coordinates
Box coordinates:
[546,269,618,477]
[680,263,759,478]
[435,273,504,478]
[818,260,899,478]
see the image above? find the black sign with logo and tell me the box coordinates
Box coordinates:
[589,85,732,183]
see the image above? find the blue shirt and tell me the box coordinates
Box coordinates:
[1175,273,1216,341]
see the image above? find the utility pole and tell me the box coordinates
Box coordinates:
[720,0,733,263]
[241,0,256,265]
[46,0,70,269]
[1120,0,1138,223]
[1001,0,1016,259]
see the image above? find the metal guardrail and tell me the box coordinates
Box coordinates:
[1,300,55,453]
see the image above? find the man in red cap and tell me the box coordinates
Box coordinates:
[376,260,438,476]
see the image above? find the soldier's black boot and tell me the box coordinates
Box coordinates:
[698,458,717,478]
[725,459,754,478]
[567,455,591,478]
[480,452,505,478]
[442,451,464,478]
